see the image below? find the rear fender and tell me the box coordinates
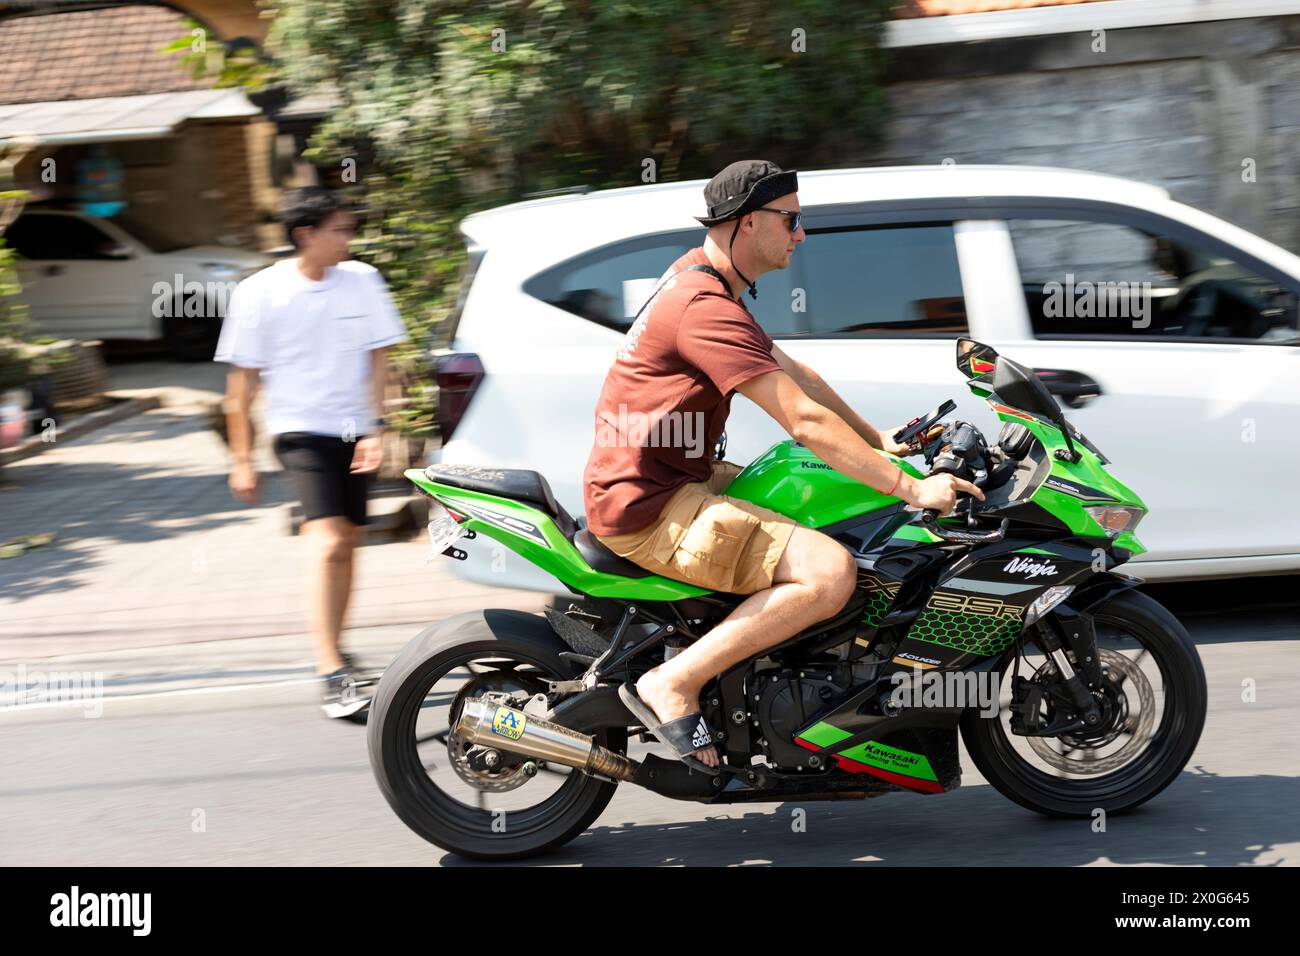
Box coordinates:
[437,607,569,650]
[406,469,710,601]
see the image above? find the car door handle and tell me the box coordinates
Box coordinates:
[41,264,64,277]
[1034,368,1103,409]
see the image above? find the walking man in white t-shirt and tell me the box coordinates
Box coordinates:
[215,187,408,719]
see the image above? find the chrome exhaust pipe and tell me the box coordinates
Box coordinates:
[454,698,637,782]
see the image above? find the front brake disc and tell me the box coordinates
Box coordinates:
[1026,648,1156,776]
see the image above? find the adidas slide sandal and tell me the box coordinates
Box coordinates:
[618,682,721,775]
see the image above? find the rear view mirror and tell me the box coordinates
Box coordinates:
[991,356,1062,423]
[956,338,999,379]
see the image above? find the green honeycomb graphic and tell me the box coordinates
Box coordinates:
[906,610,1022,657]
[860,589,893,628]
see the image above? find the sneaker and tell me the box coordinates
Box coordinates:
[338,651,384,680]
[320,664,377,720]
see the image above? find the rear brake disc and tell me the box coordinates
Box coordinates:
[446,671,547,792]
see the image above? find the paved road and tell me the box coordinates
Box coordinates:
[0,604,1294,867]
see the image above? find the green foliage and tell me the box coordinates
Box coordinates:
[187,1,896,433]
[0,192,31,392]
[160,17,276,90]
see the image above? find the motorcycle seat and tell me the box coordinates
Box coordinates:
[574,528,653,578]
[424,465,576,537]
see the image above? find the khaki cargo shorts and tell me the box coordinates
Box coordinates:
[594,461,799,594]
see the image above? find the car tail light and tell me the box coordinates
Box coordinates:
[434,352,484,442]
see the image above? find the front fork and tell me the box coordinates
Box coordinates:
[1009,611,1106,736]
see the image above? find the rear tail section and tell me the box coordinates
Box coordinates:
[405,468,706,601]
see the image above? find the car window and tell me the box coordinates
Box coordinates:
[58,217,121,259]
[441,244,485,347]
[5,214,120,261]
[798,224,969,336]
[1008,218,1300,343]
[524,231,800,335]
[4,214,60,259]
[526,234,695,332]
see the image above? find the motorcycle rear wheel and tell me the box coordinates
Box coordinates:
[368,615,626,860]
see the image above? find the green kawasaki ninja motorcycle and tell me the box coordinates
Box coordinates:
[368,338,1207,860]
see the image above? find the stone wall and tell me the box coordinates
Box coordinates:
[872,15,1300,254]
[112,118,277,253]
[203,118,280,251]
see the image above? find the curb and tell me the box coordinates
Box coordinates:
[0,395,164,467]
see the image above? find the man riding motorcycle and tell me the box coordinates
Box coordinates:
[582,159,984,771]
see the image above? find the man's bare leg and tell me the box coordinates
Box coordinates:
[634,526,857,767]
[305,516,359,675]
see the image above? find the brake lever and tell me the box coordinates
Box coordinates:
[920,510,1009,544]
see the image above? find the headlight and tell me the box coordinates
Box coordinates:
[201,263,242,279]
[1084,505,1145,536]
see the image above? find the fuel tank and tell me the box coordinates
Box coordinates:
[722,440,924,529]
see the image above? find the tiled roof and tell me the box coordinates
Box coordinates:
[0,6,214,106]
[894,0,1107,17]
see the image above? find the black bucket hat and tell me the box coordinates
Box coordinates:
[695,160,799,227]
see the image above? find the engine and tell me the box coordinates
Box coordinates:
[752,667,852,769]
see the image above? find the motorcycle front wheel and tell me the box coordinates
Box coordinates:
[960,589,1207,817]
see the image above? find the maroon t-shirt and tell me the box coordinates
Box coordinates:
[582,248,782,537]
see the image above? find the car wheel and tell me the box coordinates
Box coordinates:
[163,303,220,362]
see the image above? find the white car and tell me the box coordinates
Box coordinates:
[429,165,1300,590]
[4,207,268,359]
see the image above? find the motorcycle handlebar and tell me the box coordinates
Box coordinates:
[921,510,1010,544]
[919,478,1007,544]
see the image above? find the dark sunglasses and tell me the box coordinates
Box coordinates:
[754,206,802,233]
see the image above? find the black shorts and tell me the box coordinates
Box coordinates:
[273,432,372,526]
